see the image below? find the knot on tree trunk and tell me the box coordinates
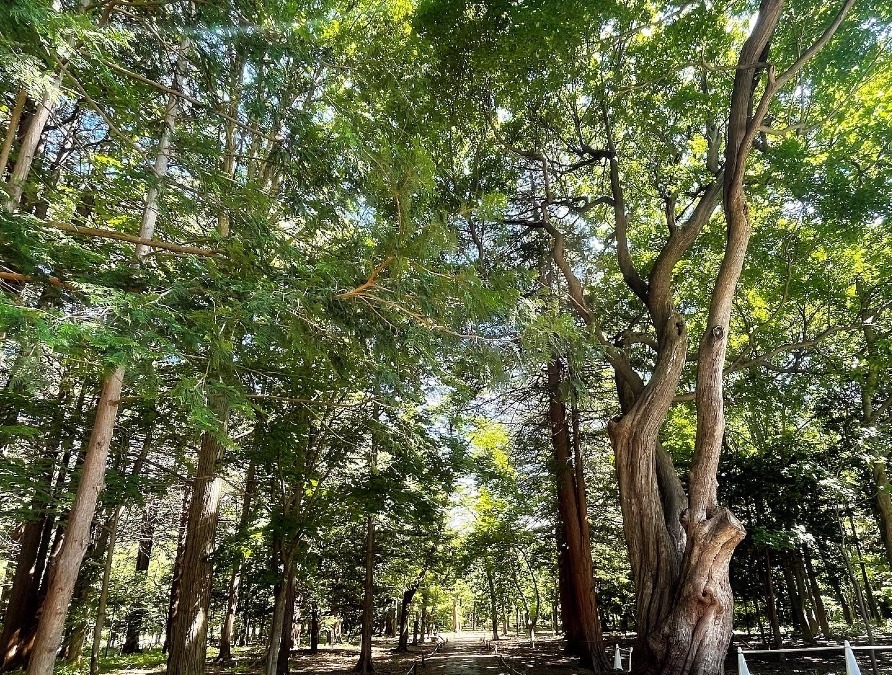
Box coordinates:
[664,313,686,340]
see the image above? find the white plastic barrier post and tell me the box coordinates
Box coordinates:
[627,646,633,673]
[614,645,623,670]
[737,647,751,675]
[844,641,862,675]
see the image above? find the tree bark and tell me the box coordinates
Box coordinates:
[164,486,191,654]
[355,426,378,674]
[26,365,125,675]
[310,603,319,653]
[761,552,783,650]
[90,506,122,675]
[264,557,290,675]
[0,90,27,180]
[265,561,294,675]
[547,360,606,669]
[354,513,375,673]
[166,396,229,675]
[0,519,52,670]
[872,460,892,568]
[802,547,831,638]
[780,556,811,639]
[122,502,155,654]
[397,585,419,651]
[276,575,296,675]
[135,37,188,257]
[3,76,60,212]
[218,461,256,661]
[847,507,881,621]
[487,568,498,642]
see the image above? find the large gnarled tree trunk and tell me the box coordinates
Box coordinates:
[534,1,855,671]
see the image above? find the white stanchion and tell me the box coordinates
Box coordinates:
[627,646,633,673]
[737,647,751,675]
[614,645,623,670]
[844,641,862,675]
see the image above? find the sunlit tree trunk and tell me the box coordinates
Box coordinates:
[166,397,228,675]
[3,76,60,213]
[26,366,125,675]
[0,90,27,180]
[219,461,256,661]
[89,506,122,675]
[134,37,188,256]
[265,548,294,675]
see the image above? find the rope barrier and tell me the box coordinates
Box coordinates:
[404,634,447,675]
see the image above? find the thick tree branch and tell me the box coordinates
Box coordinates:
[49,221,217,256]
[601,102,649,303]
[0,271,74,290]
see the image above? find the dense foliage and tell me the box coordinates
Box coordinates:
[0,0,889,673]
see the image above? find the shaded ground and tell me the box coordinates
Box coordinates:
[90,630,892,674]
[95,636,440,675]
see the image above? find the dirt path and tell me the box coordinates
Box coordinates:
[426,633,506,675]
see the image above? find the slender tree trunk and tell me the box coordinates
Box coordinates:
[265,561,292,675]
[90,506,122,675]
[134,38,188,256]
[218,461,256,661]
[310,604,319,653]
[802,547,831,638]
[276,574,296,675]
[397,586,418,651]
[122,503,155,654]
[3,76,60,212]
[164,487,191,653]
[761,553,783,650]
[487,568,498,642]
[847,507,881,620]
[0,90,27,180]
[166,397,229,675]
[26,366,125,675]
[265,552,293,675]
[781,556,811,639]
[547,360,606,669]
[354,513,375,673]
[825,566,853,626]
[354,426,378,674]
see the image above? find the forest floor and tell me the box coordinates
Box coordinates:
[93,630,892,674]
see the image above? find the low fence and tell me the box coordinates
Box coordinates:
[488,641,634,673]
[738,641,892,675]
